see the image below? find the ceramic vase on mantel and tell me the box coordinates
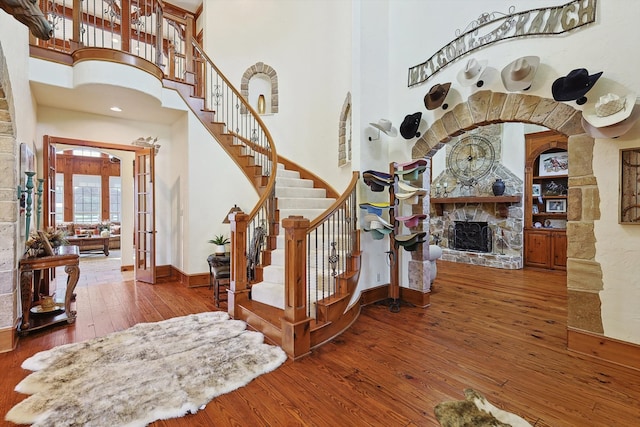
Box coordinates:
[492,178,506,196]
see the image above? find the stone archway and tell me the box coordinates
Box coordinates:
[411,90,603,338]
[0,42,20,352]
[240,62,278,114]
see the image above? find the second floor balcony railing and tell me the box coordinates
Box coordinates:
[34,0,195,82]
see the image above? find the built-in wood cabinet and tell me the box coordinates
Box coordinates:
[525,228,567,270]
[524,131,568,270]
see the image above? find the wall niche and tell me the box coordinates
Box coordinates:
[241,62,278,115]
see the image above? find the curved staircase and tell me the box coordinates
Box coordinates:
[165,38,363,359]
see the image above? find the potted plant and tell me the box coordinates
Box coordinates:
[209,234,230,255]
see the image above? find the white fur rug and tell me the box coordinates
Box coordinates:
[6,312,287,426]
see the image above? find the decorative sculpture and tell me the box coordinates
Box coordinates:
[0,0,53,40]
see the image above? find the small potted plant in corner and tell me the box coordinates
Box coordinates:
[209,234,230,255]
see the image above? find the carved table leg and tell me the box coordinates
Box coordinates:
[19,269,33,332]
[64,264,80,323]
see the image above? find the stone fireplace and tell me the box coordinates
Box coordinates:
[429,125,524,269]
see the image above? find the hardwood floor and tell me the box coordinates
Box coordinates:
[2,257,639,426]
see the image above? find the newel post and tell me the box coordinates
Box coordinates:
[281,216,311,359]
[228,211,249,318]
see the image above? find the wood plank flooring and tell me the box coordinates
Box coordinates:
[1,255,639,426]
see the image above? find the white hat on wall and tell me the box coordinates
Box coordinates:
[457,58,487,87]
[501,56,540,91]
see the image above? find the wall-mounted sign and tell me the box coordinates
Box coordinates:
[407,0,597,88]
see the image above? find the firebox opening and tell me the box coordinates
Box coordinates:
[450,221,492,253]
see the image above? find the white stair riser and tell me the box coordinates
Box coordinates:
[276,186,326,198]
[278,208,327,221]
[276,177,314,188]
[262,264,344,288]
[277,197,336,210]
[276,168,300,179]
[251,280,338,318]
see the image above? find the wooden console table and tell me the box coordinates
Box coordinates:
[66,235,110,256]
[18,245,80,335]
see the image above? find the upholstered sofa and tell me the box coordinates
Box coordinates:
[56,222,121,250]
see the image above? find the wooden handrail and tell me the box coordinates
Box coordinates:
[309,172,359,231]
[189,37,278,224]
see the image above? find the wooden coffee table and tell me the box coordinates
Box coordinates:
[66,236,110,256]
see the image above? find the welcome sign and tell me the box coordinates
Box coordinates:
[407,0,597,87]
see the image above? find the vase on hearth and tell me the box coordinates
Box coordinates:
[492,178,505,196]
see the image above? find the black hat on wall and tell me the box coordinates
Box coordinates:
[400,112,422,139]
[552,68,602,102]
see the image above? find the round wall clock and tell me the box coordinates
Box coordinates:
[447,135,496,185]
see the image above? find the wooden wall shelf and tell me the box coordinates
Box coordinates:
[430,195,521,217]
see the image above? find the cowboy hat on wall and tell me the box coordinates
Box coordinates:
[457,58,488,88]
[368,119,398,141]
[400,112,422,139]
[424,83,452,110]
[501,56,540,92]
[581,92,640,139]
[552,68,602,105]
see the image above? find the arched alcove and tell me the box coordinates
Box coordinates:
[338,92,352,167]
[241,62,278,114]
[411,90,603,338]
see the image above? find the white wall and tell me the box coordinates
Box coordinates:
[183,112,258,274]
[202,0,353,192]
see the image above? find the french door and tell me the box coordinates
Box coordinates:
[134,148,156,284]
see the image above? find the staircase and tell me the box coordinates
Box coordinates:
[251,164,336,311]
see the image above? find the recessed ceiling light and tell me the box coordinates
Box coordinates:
[110,106,122,112]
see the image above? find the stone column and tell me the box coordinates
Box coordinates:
[0,58,19,351]
[407,158,434,292]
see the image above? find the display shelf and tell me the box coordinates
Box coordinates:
[524,130,568,270]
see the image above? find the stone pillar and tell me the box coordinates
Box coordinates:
[407,158,434,292]
[0,56,19,352]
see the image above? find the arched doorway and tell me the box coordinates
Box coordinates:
[411,90,603,340]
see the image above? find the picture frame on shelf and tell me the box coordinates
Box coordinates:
[546,199,566,213]
[543,180,567,196]
[532,184,541,197]
[532,204,539,214]
[539,151,568,176]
